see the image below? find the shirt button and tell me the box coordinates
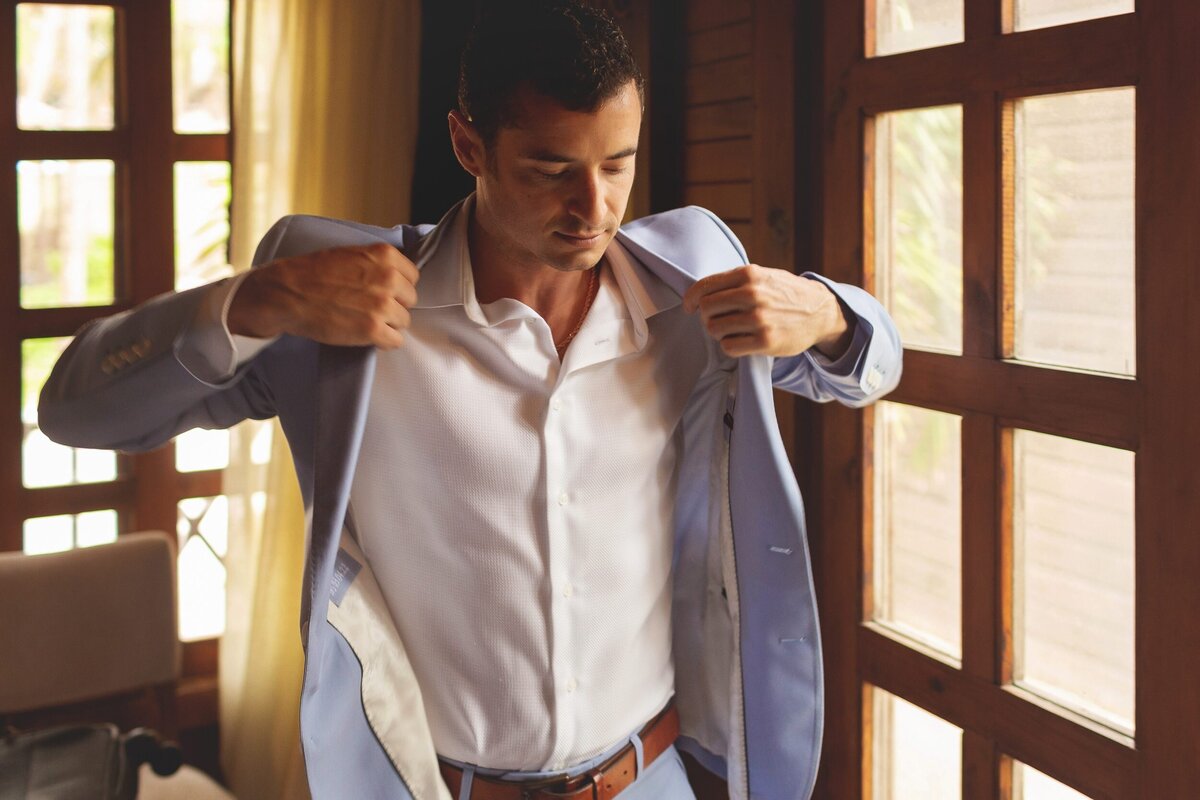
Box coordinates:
[566,677,577,693]
[562,583,573,598]
[551,397,562,412]
[558,491,568,506]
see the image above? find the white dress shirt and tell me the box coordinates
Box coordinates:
[181,197,859,772]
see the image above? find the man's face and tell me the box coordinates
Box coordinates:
[473,80,642,273]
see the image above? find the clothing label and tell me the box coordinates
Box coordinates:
[330,547,363,607]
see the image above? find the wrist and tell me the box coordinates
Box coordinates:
[813,287,854,359]
[227,264,288,339]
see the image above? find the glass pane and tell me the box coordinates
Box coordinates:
[1014,0,1133,32]
[176,427,231,472]
[23,510,118,555]
[873,402,962,659]
[1014,88,1135,375]
[17,4,115,130]
[177,496,228,640]
[872,0,964,57]
[1013,430,1134,734]
[174,162,233,289]
[178,534,226,641]
[172,0,231,133]
[1014,761,1093,800]
[23,337,118,487]
[23,514,73,555]
[19,160,116,308]
[870,687,962,800]
[76,509,119,548]
[875,106,963,354]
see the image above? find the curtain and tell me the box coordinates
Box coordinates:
[221,2,422,798]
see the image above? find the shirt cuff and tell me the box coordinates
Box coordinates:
[806,293,867,377]
[176,272,278,384]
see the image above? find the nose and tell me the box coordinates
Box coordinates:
[566,170,605,230]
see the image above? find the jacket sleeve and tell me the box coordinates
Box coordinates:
[769,271,903,407]
[689,206,903,407]
[37,216,294,452]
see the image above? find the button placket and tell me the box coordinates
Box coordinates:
[543,384,578,765]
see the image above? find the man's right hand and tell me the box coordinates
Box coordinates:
[227,242,420,349]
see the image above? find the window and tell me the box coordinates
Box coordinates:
[814,1,1200,798]
[2,1,239,699]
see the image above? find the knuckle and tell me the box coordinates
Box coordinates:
[367,241,394,259]
[371,293,393,315]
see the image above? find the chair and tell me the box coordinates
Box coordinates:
[0,531,234,799]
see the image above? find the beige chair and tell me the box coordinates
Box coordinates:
[0,531,233,799]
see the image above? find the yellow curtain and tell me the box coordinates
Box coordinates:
[221,2,422,798]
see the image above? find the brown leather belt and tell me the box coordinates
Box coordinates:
[438,701,680,800]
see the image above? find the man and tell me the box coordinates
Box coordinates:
[40,3,901,799]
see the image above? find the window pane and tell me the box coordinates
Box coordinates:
[174,162,233,289]
[17,4,115,130]
[23,510,118,555]
[1014,88,1135,375]
[872,0,964,57]
[172,0,230,133]
[1013,430,1134,734]
[23,514,73,555]
[873,402,962,660]
[18,160,116,308]
[1014,761,1093,800]
[76,509,119,548]
[22,337,118,487]
[875,106,963,354]
[870,687,962,800]
[1014,0,1133,32]
[176,427,231,472]
[178,496,228,640]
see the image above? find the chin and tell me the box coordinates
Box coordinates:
[545,239,610,272]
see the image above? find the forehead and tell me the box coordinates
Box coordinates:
[494,80,642,158]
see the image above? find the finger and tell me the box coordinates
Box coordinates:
[696,286,756,323]
[388,251,421,287]
[705,310,764,341]
[384,301,412,332]
[391,272,419,309]
[368,317,406,350]
[719,332,768,358]
[682,266,753,314]
[361,243,421,287]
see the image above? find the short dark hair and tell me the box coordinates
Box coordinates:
[458,0,644,143]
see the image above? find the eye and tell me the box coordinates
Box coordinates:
[535,169,567,180]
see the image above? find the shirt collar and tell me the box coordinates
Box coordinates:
[412,193,682,330]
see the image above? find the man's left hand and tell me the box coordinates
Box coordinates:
[682,265,855,359]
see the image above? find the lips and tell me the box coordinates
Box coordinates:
[555,231,606,247]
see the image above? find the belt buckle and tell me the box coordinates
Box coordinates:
[519,770,600,800]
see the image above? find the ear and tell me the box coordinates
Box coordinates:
[448,110,486,178]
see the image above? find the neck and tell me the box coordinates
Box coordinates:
[468,199,596,341]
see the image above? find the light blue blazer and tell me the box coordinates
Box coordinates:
[39,205,902,800]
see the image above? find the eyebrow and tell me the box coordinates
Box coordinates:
[524,146,638,163]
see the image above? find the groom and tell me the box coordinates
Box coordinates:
[40,3,901,799]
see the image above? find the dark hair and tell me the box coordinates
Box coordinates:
[458,0,644,143]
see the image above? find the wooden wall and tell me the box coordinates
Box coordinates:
[680,0,804,463]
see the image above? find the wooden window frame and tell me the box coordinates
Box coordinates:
[0,0,232,729]
[812,1,1200,798]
